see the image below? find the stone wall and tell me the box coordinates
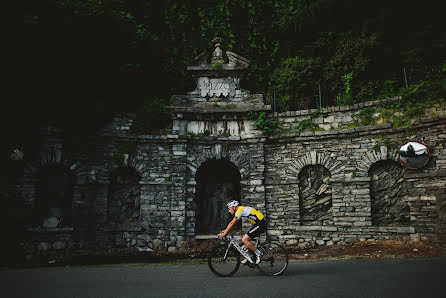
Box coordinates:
[264,101,446,247]
[6,98,446,260]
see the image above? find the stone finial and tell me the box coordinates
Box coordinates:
[211,37,225,63]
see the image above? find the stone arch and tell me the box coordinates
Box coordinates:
[26,146,82,227]
[289,151,343,179]
[185,144,251,236]
[107,166,142,227]
[106,152,146,182]
[186,144,250,183]
[368,160,409,226]
[357,146,400,175]
[298,165,333,225]
[195,158,241,234]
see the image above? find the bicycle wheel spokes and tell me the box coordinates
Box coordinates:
[257,242,288,276]
[208,244,240,277]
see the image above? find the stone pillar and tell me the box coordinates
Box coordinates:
[331,177,372,228]
[169,142,187,251]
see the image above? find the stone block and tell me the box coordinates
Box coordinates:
[53,241,66,250]
[38,242,50,251]
[286,239,298,246]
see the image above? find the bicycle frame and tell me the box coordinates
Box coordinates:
[223,236,259,264]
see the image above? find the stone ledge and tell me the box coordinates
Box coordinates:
[367,226,415,233]
[168,103,271,114]
[101,226,142,232]
[403,169,446,179]
[294,226,338,232]
[195,235,219,240]
[139,182,173,186]
[268,123,394,140]
[265,180,299,185]
[26,227,74,233]
[331,177,371,183]
[273,97,401,118]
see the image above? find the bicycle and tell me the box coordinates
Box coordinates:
[207,235,288,277]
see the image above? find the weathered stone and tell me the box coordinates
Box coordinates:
[43,217,60,228]
[316,240,325,245]
[153,239,165,251]
[38,242,50,251]
[11,40,446,258]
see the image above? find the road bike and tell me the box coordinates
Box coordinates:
[208,235,288,277]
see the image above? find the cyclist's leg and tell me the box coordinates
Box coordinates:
[243,220,267,253]
[242,233,257,253]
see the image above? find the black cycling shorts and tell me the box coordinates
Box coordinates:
[246,220,267,239]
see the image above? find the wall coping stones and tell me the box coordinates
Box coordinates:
[272,97,401,118]
[168,102,271,114]
[267,123,394,142]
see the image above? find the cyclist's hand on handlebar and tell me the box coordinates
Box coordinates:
[217,231,225,239]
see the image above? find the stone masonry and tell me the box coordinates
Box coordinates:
[5,39,446,258]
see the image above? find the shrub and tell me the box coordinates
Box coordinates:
[269,56,322,110]
[131,97,171,133]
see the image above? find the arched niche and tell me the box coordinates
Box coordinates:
[36,164,74,227]
[195,158,241,234]
[107,166,141,227]
[298,165,333,226]
[369,160,409,226]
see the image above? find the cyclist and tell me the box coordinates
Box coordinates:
[218,200,267,264]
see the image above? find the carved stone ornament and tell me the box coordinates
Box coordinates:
[211,37,225,63]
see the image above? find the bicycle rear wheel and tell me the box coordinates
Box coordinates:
[256,242,288,276]
[208,244,241,277]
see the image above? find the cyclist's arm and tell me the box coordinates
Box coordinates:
[218,217,239,238]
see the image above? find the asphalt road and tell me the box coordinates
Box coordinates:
[1,257,445,298]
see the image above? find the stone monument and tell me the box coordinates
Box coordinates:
[169,38,271,137]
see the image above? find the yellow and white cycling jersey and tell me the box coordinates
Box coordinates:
[235,206,264,225]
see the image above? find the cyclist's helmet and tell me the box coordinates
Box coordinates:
[227,200,239,210]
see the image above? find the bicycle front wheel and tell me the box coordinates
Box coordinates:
[257,242,288,276]
[208,244,241,277]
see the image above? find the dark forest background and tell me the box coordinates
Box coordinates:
[2,0,445,158]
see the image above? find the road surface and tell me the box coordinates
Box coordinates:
[1,257,445,297]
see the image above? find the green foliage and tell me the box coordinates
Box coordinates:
[4,0,446,147]
[212,62,224,70]
[111,153,125,166]
[321,33,379,101]
[293,118,322,133]
[372,137,398,152]
[357,107,377,126]
[343,72,354,95]
[336,71,354,106]
[377,70,446,128]
[121,142,138,154]
[131,97,171,133]
[270,56,322,110]
[336,93,354,106]
[253,112,279,135]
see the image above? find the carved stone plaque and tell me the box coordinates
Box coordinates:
[198,77,237,97]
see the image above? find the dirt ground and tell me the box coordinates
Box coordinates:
[18,239,445,268]
[287,239,446,261]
